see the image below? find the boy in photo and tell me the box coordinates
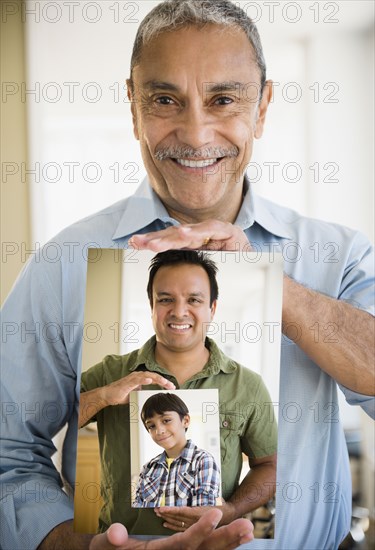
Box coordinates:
[133,392,221,508]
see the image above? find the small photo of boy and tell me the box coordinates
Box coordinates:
[130,389,222,508]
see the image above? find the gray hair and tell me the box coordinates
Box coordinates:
[129,0,266,92]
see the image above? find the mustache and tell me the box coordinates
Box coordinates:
[154,145,239,161]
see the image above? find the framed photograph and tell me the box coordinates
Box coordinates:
[130,389,222,508]
[75,248,282,538]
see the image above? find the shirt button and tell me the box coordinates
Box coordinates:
[222,420,230,428]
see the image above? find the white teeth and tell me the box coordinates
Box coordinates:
[169,324,190,330]
[176,158,218,168]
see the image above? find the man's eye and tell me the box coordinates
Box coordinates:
[214,96,234,105]
[158,298,172,303]
[155,96,175,105]
[189,297,204,304]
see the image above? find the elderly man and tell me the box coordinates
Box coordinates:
[1,1,374,550]
[79,250,277,534]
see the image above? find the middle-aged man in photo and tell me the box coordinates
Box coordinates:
[1,1,374,550]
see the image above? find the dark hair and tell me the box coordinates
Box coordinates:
[129,0,266,97]
[141,392,189,431]
[147,250,219,307]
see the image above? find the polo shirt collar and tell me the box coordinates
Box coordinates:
[113,176,292,241]
[129,335,237,378]
[204,338,237,375]
[130,336,237,376]
[129,336,160,372]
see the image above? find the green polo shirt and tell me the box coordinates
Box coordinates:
[80,336,277,535]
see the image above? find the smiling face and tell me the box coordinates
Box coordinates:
[151,263,216,354]
[144,411,190,458]
[129,24,272,223]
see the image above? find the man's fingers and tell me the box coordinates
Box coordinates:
[106,372,175,406]
[120,372,175,393]
[142,372,176,389]
[155,506,185,519]
[201,518,254,550]
[129,224,221,249]
[113,510,220,550]
[129,221,250,252]
[122,373,175,401]
[89,523,130,549]
[166,509,223,548]
[156,507,190,531]
[89,513,253,550]
[157,505,191,513]
[155,510,254,550]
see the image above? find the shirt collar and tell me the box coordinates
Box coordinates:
[203,338,238,375]
[154,439,197,466]
[179,439,197,462]
[112,179,178,240]
[236,178,292,239]
[113,176,292,241]
[130,336,237,376]
[129,336,160,372]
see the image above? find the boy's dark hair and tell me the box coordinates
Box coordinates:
[147,250,219,307]
[141,392,189,432]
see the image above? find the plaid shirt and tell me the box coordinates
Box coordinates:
[133,439,220,507]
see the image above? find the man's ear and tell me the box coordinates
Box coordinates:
[254,80,273,139]
[210,300,217,319]
[126,78,139,141]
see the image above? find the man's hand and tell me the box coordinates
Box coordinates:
[154,503,236,532]
[157,455,276,533]
[128,221,250,252]
[90,510,253,549]
[39,512,253,550]
[79,373,175,428]
[102,372,175,407]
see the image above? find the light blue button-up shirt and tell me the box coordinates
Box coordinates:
[1,179,374,549]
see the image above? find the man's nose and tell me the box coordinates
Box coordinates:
[171,300,188,317]
[174,102,215,150]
